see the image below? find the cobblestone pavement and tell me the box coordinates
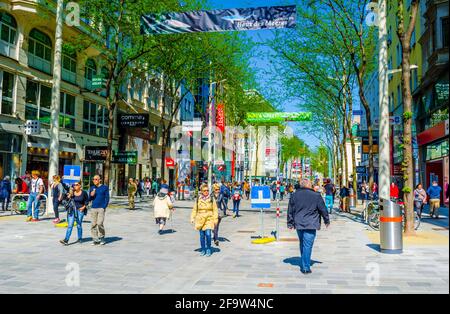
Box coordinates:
[0,196,448,294]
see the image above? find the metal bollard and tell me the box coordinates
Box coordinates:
[379,198,403,254]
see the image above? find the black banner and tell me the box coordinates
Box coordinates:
[118,114,149,128]
[141,5,296,35]
[84,146,108,161]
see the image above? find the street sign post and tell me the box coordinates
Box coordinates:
[63,165,81,185]
[251,186,271,240]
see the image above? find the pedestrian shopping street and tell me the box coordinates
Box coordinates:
[0,197,448,294]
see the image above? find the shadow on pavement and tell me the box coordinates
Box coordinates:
[218,237,230,242]
[194,247,222,253]
[283,257,322,268]
[366,244,381,253]
[82,236,123,244]
[160,229,176,234]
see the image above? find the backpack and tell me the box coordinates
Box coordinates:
[233,190,241,201]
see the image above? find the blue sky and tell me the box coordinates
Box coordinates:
[206,0,322,149]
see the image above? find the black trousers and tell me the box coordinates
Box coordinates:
[213,217,222,242]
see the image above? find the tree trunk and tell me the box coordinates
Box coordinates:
[398,0,419,236]
[103,93,116,187]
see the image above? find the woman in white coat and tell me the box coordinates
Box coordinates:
[153,187,174,234]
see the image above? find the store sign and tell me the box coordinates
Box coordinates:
[112,151,137,164]
[84,146,108,161]
[165,157,175,167]
[141,5,296,35]
[216,104,225,133]
[92,75,107,89]
[118,114,149,128]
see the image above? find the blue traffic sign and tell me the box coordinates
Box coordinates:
[251,186,271,209]
[63,165,81,185]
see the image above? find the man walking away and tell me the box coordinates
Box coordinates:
[89,175,110,245]
[324,179,335,214]
[288,179,330,274]
[427,181,442,219]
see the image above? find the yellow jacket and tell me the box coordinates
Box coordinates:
[191,196,219,231]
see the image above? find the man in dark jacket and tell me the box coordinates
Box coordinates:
[288,179,330,274]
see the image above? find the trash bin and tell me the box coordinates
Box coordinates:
[379,198,403,254]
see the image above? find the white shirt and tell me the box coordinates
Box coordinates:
[31,178,44,193]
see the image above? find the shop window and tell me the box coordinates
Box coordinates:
[425,140,449,161]
[28,29,52,74]
[0,70,14,115]
[0,11,17,59]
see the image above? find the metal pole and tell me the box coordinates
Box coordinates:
[260,208,264,238]
[378,0,390,200]
[207,62,213,191]
[46,0,64,216]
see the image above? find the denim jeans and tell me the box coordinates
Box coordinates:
[53,198,60,219]
[26,192,41,219]
[199,229,212,251]
[233,199,240,216]
[221,197,229,215]
[64,210,85,242]
[296,230,317,272]
[325,195,334,213]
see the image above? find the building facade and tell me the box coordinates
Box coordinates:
[414,0,449,201]
[0,0,189,195]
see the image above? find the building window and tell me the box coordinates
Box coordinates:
[83,100,109,137]
[25,79,52,123]
[59,92,76,130]
[84,59,96,90]
[0,11,17,59]
[442,17,449,49]
[28,29,52,74]
[62,48,77,84]
[0,70,14,115]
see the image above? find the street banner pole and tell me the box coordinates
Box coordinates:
[47,0,64,216]
[378,0,390,200]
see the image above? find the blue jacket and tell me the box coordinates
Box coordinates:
[220,185,230,198]
[287,188,330,230]
[427,185,442,200]
[88,185,110,209]
[0,180,12,200]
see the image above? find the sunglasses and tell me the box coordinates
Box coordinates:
[74,183,80,186]
[202,190,209,192]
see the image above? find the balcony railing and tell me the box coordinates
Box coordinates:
[28,53,52,74]
[62,68,76,84]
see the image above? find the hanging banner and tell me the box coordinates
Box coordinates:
[141,5,296,35]
[216,103,225,133]
[246,112,312,123]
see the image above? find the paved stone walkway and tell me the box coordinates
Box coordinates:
[0,197,448,294]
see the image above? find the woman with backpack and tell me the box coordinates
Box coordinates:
[153,186,174,234]
[190,184,219,257]
[232,183,243,218]
[51,175,65,224]
[60,181,89,245]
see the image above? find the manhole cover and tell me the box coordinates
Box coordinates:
[432,227,449,231]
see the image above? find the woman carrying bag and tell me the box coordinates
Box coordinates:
[60,182,89,245]
[191,184,219,257]
[153,186,174,234]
